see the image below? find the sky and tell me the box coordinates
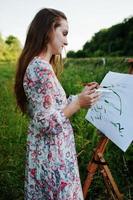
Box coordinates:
[0,0,133,52]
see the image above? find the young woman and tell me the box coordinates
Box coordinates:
[14,8,100,200]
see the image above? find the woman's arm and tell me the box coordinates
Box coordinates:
[63,95,80,118]
[63,83,100,118]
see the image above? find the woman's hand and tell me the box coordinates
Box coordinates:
[78,82,100,108]
[82,82,99,92]
[63,82,100,118]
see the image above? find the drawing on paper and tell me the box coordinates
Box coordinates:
[85,71,133,152]
[89,84,124,136]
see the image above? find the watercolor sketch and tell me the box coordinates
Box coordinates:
[85,71,133,151]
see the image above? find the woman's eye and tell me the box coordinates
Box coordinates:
[63,32,68,36]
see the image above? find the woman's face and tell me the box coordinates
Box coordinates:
[49,19,68,55]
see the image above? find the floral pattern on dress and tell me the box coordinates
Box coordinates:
[23,57,84,200]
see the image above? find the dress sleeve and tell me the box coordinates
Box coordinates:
[67,95,78,105]
[27,62,69,135]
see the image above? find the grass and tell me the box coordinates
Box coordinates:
[0,62,28,200]
[0,58,133,199]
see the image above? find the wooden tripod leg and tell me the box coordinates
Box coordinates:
[83,134,109,199]
[98,153,124,200]
[82,157,98,198]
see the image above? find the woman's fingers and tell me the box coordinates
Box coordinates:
[87,91,101,106]
[89,84,97,90]
[86,89,101,97]
[91,94,101,106]
[78,87,101,108]
[84,82,98,87]
[83,82,99,93]
[85,89,95,95]
[87,83,99,90]
[88,82,99,87]
[90,91,101,98]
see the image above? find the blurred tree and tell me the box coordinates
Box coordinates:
[67,16,133,57]
[75,50,87,58]
[0,34,6,61]
[5,35,22,61]
[67,50,76,58]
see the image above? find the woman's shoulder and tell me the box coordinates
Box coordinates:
[25,57,53,80]
[27,57,52,74]
[29,57,51,69]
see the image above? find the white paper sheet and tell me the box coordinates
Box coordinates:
[85,71,133,151]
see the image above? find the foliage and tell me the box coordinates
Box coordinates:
[0,62,28,200]
[67,50,87,58]
[61,58,133,199]
[67,16,133,58]
[0,34,22,62]
[0,58,133,199]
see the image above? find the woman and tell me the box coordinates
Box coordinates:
[14,8,100,200]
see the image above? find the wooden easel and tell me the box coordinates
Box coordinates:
[82,134,123,200]
[83,60,133,199]
[127,58,133,74]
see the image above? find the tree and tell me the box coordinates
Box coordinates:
[67,50,76,58]
[82,16,133,57]
[0,34,7,61]
[5,35,22,61]
[75,50,87,58]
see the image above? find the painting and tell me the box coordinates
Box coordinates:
[85,71,133,151]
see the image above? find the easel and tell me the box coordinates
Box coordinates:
[82,133,123,200]
[83,59,133,199]
[127,58,133,74]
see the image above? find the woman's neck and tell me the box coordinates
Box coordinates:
[38,50,52,63]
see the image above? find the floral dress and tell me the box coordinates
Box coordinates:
[23,57,84,200]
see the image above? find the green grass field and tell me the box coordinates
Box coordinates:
[0,58,132,199]
[0,62,28,200]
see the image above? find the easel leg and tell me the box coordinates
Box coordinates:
[83,135,109,199]
[98,153,124,200]
[83,134,123,200]
[83,161,98,198]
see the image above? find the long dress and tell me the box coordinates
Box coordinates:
[23,57,84,200]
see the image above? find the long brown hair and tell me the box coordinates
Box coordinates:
[14,8,67,114]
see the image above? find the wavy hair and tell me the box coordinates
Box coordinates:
[14,8,67,114]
